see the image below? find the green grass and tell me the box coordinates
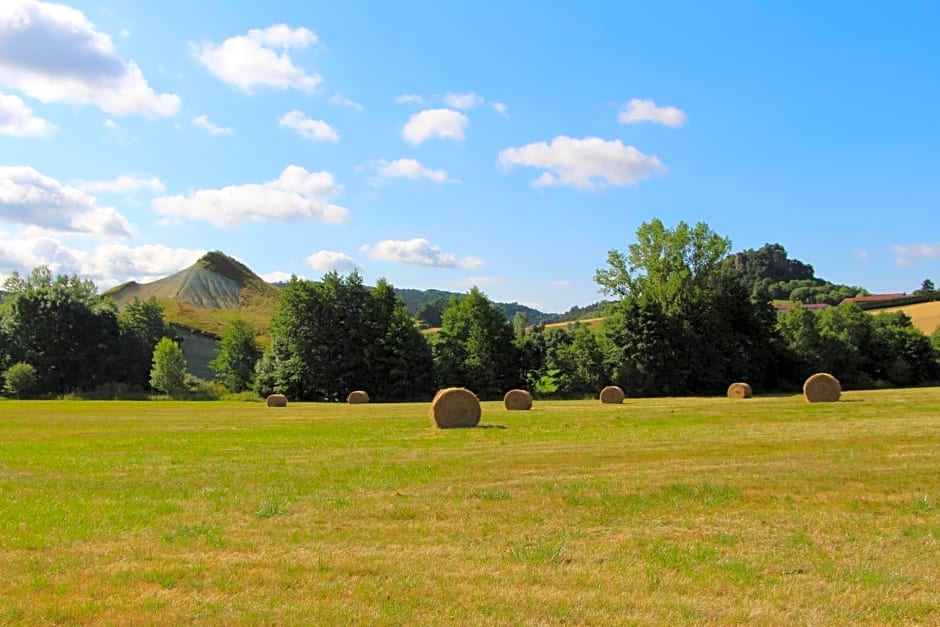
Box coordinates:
[1,389,939,624]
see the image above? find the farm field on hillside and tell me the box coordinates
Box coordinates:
[872,300,940,335]
[1,391,939,624]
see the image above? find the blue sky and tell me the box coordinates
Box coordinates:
[1,0,938,311]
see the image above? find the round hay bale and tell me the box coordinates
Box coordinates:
[266,393,288,407]
[347,390,370,404]
[503,389,533,411]
[727,382,753,399]
[599,385,625,404]
[803,373,841,403]
[430,387,481,428]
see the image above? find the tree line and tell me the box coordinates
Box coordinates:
[3,219,939,400]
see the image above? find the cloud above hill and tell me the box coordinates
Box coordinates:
[0,0,179,117]
[152,165,349,227]
[0,166,133,236]
[402,108,468,144]
[365,238,482,269]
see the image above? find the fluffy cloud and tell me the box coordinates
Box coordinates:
[329,94,363,111]
[75,175,165,194]
[194,114,232,135]
[498,136,666,189]
[366,238,482,269]
[193,24,320,92]
[306,250,359,272]
[444,91,483,110]
[0,166,132,236]
[279,110,339,142]
[891,243,940,266]
[396,94,423,104]
[491,102,509,118]
[258,270,299,283]
[0,91,55,137]
[402,108,468,145]
[152,165,349,227]
[0,1,179,117]
[376,158,451,183]
[618,98,687,128]
[0,234,203,288]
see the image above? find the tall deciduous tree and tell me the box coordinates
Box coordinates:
[209,319,261,392]
[118,296,176,389]
[258,272,434,401]
[433,287,523,399]
[150,337,187,396]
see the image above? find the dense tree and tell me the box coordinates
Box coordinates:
[597,220,783,396]
[433,287,523,399]
[0,267,123,394]
[259,272,434,401]
[547,323,610,398]
[3,362,37,398]
[595,219,732,312]
[150,337,187,396]
[209,319,261,392]
[118,297,176,389]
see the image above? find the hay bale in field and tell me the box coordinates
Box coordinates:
[727,382,753,399]
[803,373,841,403]
[266,393,288,407]
[347,390,370,404]
[599,385,625,404]
[430,387,481,428]
[503,389,533,411]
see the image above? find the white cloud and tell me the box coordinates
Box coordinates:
[618,98,687,128]
[0,91,55,137]
[193,24,320,92]
[498,136,666,189]
[402,108,467,145]
[259,270,299,283]
[551,279,571,287]
[75,175,165,194]
[396,94,422,104]
[375,158,451,183]
[329,93,363,111]
[0,166,133,237]
[891,243,940,267]
[0,234,203,288]
[0,1,180,117]
[279,110,339,142]
[366,238,482,269]
[194,114,232,135]
[491,102,508,118]
[444,91,483,110]
[152,165,349,227]
[306,250,359,272]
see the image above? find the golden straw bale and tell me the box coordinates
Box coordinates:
[503,389,533,410]
[266,393,288,407]
[803,373,841,403]
[727,382,753,399]
[347,390,370,404]
[599,385,625,404]
[430,387,481,428]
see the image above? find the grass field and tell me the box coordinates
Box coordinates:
[1,390,939,624]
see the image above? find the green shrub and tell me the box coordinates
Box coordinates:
[3,362,38,399]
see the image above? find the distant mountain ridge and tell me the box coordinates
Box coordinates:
[103,252,568,338]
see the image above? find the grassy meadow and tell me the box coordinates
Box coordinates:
[1,390,939,624]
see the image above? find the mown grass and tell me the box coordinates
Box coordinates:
[1,389,938,624]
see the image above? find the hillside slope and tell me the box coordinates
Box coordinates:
[870,301,940,335]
